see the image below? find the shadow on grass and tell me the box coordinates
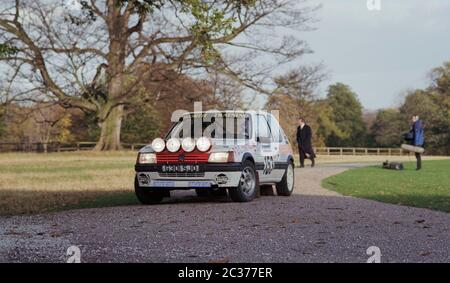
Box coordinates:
[0,190,138,216]
[0,189,242,216]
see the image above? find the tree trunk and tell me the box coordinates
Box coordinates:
[94,105,124,151]
[94,3,128,151]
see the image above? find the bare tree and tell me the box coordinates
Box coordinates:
[266,64,329,145]
[0,0,317,150]
[31,103,72,152]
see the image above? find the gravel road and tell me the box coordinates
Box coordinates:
[1,163,449,263]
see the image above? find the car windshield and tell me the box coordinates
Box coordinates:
[166,113,251,140]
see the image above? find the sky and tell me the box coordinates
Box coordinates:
[3,0,449,112]
[295,0,450,110]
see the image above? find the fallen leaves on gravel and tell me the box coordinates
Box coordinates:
[209,257,230,263]
[420,252,431,256]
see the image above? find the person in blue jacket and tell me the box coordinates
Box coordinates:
[410,115,425,170]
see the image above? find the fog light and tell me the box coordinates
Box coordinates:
[151,138,165,153]
[166,138,181,152]
[181,137,196,152]
[196,137,211,152]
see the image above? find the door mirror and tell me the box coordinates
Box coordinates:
[257,136,272,144]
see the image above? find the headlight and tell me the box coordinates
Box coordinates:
[151,138,165,153]
[138,153,157,164]
[208,152,230,163]
[181,137,196,152]
[166,138,181,152]
[196,137,211,152]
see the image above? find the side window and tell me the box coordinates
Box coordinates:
[266,114,285,143]
[256,115,272,140]
[236,115,252,139]
[271,128,282,143]
[274,124,283,143]
[278,128,288,144]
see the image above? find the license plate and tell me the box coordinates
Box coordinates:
[152,180,175,187]
[188,181,211,188]
[161,165,200,173]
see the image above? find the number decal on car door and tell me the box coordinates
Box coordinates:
[263,156,274,175]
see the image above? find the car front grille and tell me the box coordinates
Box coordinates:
[156,150,209,164]
[158,172,206,178]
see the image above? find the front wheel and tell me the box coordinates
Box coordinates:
[276,161,295,196]
[229,160,258,202]
[135,177,167,204]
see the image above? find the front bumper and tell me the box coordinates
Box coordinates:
[135,163,242,189]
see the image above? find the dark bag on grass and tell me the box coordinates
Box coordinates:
[382,160,404,170]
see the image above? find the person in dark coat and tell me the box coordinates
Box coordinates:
[410,115,425,170]
[296,118,316,168]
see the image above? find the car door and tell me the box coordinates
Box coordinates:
[255,114,277,183]
[266,114,288,182]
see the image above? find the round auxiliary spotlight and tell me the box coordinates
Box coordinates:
[166,138,181,153]
[181,137,196,152]
[151,138,165,153]
[196,137,211,152]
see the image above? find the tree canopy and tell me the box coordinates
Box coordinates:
[370,108,403,147]
[368,61,450,154]
[325,83,367,147]
[0,0,317,150]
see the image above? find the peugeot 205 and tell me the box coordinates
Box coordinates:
[134,111,295,204]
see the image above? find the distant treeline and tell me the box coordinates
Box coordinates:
[266,61,449,155]
[0,72,241,148]
[0,62,449,155]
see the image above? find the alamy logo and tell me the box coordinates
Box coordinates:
[367,0,381,11]
[66,245,81,263]
[366,246,381,263]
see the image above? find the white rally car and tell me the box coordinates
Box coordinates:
[134,111,295,204]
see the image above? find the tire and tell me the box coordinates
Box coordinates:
[134,177,166,204]
[276,161,295,196]
[195,188,210,197]
[210,188,228,197]
[229,160,258,202]
[196,188,227,197]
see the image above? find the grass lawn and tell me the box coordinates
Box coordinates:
[322,160,450,212]
[0,151,138,215]
[1,152,449,215]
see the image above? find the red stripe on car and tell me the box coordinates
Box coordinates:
[156,150,209,164]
